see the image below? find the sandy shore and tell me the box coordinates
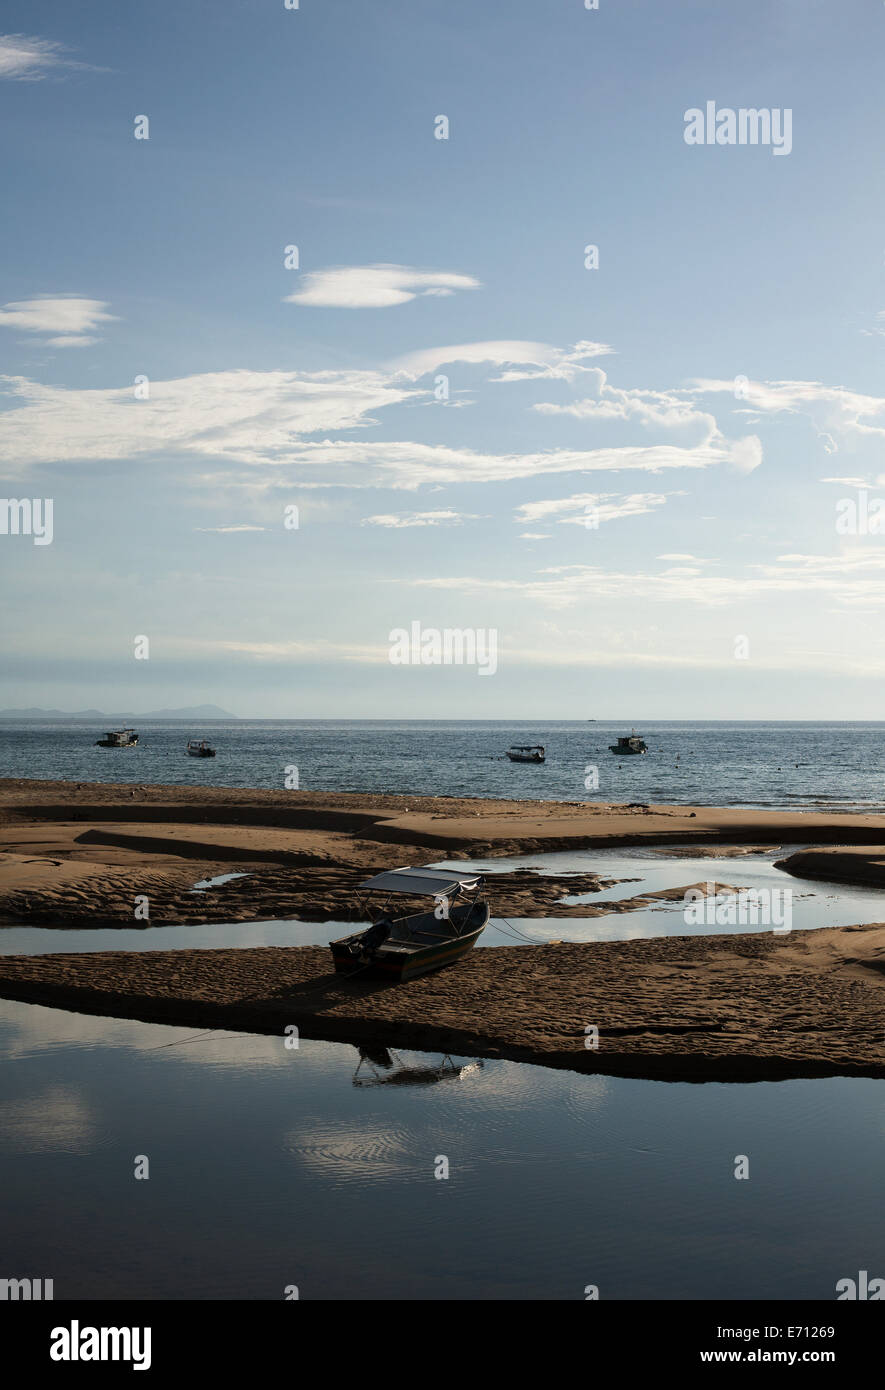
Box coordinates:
[777,846,885,889]
[2,922,885,1081]
[3,777,885,928]
[3,779,885,1080]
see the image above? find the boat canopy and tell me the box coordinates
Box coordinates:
[358,866,483,896]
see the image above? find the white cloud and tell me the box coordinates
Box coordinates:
[533,368,715,432]
[690,377,885,447]
[0,34,87,80]
[285,264,480,309]
[0,368,416,474]
[518,532,552,540]
[393,339,612,381]
[195,637,390,663]
[820,476,884,489]
[0,366,756,489]
[361,510,477,528]
[0,296,116,347]
[240,438,746,490]
[515,492,670,526]
[415,550,885,610]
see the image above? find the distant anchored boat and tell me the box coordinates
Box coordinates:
[95,729,138,748]
[609,731,648,755]
[507,744,545,763]
[186,739,216,758]
[331,866,490,982]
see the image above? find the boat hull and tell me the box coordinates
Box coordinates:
[331,903,489,982]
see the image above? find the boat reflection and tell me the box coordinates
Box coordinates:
[352,1046,484,1087]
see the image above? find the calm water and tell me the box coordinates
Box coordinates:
[1,719,885,810]
[2,999,884,1300]
[3,848,885,1299]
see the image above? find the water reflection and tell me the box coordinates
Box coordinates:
[2,996,885,1299]
[352,1046,484,1087]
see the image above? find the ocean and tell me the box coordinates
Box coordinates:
[0,719,883,811]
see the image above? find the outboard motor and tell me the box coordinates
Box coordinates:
[360,918,392,956]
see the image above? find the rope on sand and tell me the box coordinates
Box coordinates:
[492,915,560,945]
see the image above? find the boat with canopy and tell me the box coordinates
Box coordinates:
[330,866,490,982]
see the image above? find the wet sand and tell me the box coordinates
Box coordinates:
[777,846,885,889]
[1,922,885,1081]
[3,777,885,928]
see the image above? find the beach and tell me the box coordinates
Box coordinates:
[3,777,885,928]
[2,777,885,1083]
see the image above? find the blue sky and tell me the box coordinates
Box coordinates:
[1,0,885,718]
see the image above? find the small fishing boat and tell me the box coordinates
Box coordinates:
[330,866,490,982]
[507,744,545,763]
[95,728,138,748]
[186,739,216,758]
[609,730,648,755]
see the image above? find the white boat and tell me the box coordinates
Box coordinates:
[507,744,545,763]
[95,728,138,748]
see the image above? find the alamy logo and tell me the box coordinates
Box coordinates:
[50,1321,151,1371]
[683,884,792,933]
[684,102,792,156]
[388,621,498,676]
[0,1276,53,1300]
[0,498,53,545]
[836,1270,885,1300]
[835,490,885,535]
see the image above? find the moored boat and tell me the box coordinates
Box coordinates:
[609,730,648,755]
[507,744,545,763]
[186,739,216,758]
[330,866,489,982]
[95,728,138,748]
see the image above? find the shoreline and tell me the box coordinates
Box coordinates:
[2,779,885,1081]
[2,923,885,1082]
[3,777,885,927]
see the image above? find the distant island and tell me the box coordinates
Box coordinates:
[0,705,238,720]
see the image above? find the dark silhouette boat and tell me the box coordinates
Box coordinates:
[507,744,545,763]
[609,730,648,755]
[95,728,138,748]
[331,866,489,982]
[186,739,216,758]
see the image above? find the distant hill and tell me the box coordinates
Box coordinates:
[0,705,238,720]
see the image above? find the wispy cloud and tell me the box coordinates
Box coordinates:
[416,551,885,610]
[0,295,117,347]
[361,510,478,528]
[0,368,758,487]
[0,368,415,473]
[533,367,716,431]
[393,339,612,380]
[0,34,91,81]
[285,264,480,309]
[515,492,671,527]
[195,525,267,533]
[689,377,885,449]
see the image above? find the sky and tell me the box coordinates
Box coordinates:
[1,0,885,719]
